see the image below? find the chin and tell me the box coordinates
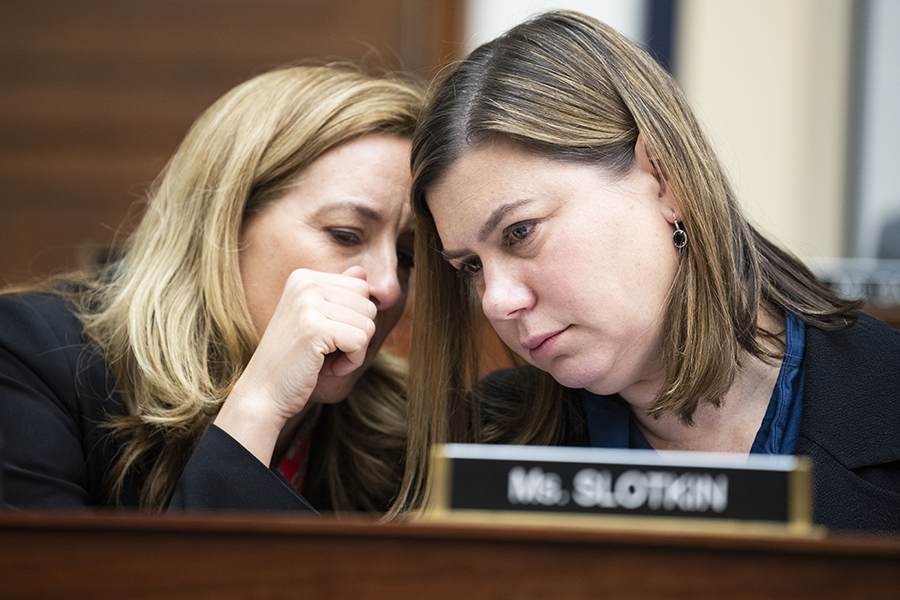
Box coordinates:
[308,371,363,404]
[309,341,387,404]
[549,371,592,391]
[546,357,609,393]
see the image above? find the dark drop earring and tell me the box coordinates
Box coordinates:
[673,215,687,249]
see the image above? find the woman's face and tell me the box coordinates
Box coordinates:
[428,139,680,405]
[239,134,414,404]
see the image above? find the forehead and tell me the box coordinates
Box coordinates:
[428,143,540,209]
[300,134,411,188]
[286,134,414,223]
[428,139,608,216]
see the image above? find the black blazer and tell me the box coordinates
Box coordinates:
[483,314,900,534]
[0,293,314,512]
[796,314,900,532]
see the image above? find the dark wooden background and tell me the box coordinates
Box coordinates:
[0,0,463,287]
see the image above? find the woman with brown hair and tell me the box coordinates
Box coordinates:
[395,11,900,532]
[0,63,422,512]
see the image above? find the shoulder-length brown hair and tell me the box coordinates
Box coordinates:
[392,10,859,515]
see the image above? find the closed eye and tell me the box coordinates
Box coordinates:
[329,228,360,245]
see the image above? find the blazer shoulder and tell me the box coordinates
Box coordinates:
[801,313,900,467]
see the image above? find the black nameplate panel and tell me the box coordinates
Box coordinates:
[426,445,814,535]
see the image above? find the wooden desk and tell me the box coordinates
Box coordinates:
[0,511,898,599]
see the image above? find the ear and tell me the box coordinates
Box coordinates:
[634,134,680,224]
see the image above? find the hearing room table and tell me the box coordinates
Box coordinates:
[0,510,898,599]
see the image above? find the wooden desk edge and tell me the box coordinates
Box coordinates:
[2,509,898,558]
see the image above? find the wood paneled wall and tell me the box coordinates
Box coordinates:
[0,0,463,286]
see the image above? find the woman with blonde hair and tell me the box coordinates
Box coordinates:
[0,63,422,512]
[395,11,900,532]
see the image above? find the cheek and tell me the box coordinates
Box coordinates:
[488,319,519,348]
[239,246,280,336]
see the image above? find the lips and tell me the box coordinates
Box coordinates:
[523,327,567,359]
[523,331,556,350]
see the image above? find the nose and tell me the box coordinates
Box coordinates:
[480,262,534,322]
[364,245,404,311]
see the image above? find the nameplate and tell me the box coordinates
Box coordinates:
[425,444,815,535]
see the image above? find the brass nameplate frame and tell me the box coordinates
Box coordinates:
[424,444,817,536]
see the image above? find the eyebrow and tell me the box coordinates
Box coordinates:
[478,199,532,242]
[440,198,533,261]
[313,202,382,222]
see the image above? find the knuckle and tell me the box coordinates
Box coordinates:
[364,319,377,337]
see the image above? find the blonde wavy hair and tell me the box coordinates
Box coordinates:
[24,64,422,510]
[392,10,859,514]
